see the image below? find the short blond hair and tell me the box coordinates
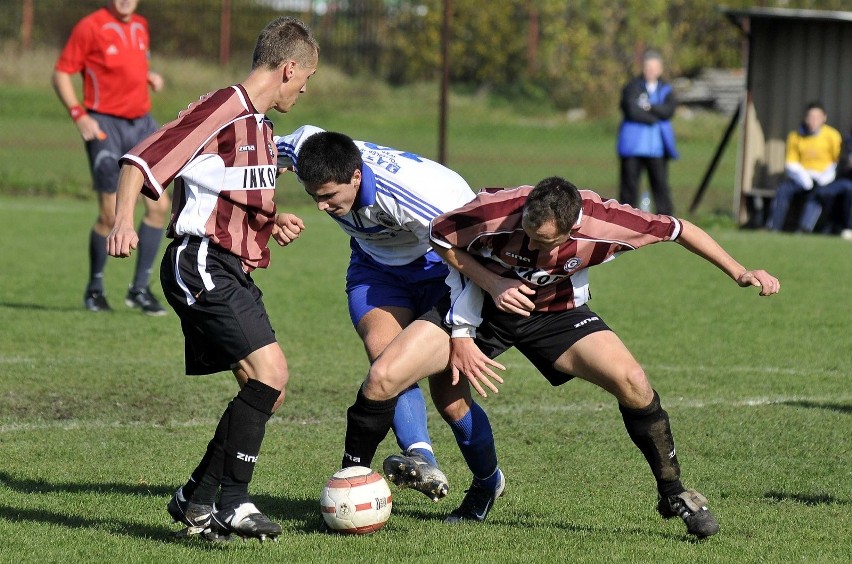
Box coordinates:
[252,17,319,70]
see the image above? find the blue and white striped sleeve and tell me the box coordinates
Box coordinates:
[273,124,326,172]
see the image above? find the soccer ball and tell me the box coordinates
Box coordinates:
[320,466,393,534]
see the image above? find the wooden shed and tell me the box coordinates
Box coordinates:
[723,7,852,226]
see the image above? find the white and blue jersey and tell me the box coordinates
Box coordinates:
[275,125,477,324]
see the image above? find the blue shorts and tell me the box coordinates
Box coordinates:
[346,242,449,327]
[85,111,158,193]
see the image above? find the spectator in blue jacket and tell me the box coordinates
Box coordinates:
[617,49,678,215]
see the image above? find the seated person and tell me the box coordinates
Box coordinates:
[767,102,841,232]
[799,127,852,236]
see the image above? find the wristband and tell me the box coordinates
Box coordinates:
[69,105,87,122]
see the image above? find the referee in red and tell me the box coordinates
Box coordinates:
[53,0,169,315]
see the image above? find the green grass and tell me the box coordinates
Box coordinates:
[0,46,739,221]
[0,195,850,563]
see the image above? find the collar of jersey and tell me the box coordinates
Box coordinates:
[354,164,377,209]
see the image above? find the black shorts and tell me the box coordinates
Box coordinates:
[85,111,158,193]
[422,296,611,386]
[160,236,276,375]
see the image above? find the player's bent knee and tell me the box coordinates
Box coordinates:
[364,364,402,401]
[617,364,653,406]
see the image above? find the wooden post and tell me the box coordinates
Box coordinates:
[20,0,33,52]
[219,0,232,67]
[438,0,452,164]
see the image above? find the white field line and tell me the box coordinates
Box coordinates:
[1,395,848,434]
[1,355,845,378]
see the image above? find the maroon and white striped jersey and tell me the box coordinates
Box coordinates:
[430,186,682,327]
[121,85,278,271]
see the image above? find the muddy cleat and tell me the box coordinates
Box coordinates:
[444,471,505,523]
[383,450,449,501]
[204,502,282,542]
[167,487,214,537]
[657,489,720,539]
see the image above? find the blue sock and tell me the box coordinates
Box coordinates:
[450,402,501,490]
[392,384,437,466]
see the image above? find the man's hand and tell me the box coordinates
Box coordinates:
[489,278,536,316]
[147,72,164,93]
[107,223,139,258]
[449,337,505,398]
[736,270,780,296]
[75,114,106,142]
[272,212,305,246]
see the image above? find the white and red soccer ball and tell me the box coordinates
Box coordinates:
[320,466,393,534]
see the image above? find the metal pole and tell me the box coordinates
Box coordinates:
[438,0,452,164]
[689,102,741,214]
[219,0,232,67]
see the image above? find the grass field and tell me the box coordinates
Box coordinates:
[0,193,850,563]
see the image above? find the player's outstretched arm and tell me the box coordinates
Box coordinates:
[676,219,780,296]
[107,165,145,258]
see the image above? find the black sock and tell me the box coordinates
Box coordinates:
[87,229,108,292]
[619,390,685,498]
[132,222,164,291]
[342,386,397,469]
[188,403,233,506]
[218,379,280,509]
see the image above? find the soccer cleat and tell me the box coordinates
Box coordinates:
[657,488,720,539]
[83,289,111,312]
[444,471,505,523]
[125,286,167,316]
[203,502,282,542]
[383,450,449,501]
[167,487,214,537]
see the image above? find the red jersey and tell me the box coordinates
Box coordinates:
[121,85,278,271]
[430,186,682,312]
[55,8,152,119]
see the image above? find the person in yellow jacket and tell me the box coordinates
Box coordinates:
[767,102,841,231]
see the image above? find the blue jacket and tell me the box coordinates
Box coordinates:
[617,76,679,159]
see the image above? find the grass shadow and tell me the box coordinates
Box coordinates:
[764,491,848,506]
[0,301,81,312]
[0,504,178,544]
[779,400,852,415]
[0,472,173,497]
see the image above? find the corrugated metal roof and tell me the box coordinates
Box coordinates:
[723,6,852,29]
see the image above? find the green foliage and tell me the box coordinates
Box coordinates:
[0,46,744,218]
[1,196,850,562]
[8,0,852,115]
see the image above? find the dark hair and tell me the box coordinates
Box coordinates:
[523,177,582,233]
[805,101,826,114]
[296,131,363,187]
[252,16,319,71]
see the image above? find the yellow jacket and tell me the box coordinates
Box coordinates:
[785,125,842,172]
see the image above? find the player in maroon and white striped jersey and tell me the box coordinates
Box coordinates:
[107,17,319,542]
[340,177,779,535]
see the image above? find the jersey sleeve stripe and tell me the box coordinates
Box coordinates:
[375,176,444,218]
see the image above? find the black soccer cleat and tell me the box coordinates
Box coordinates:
[657,488,720,539]
[383,450,449,501]
[167,487,214,537]
[125,286,167,316]
[444,471,505,523]
[203,502,282,542]
[83,289,111,312]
